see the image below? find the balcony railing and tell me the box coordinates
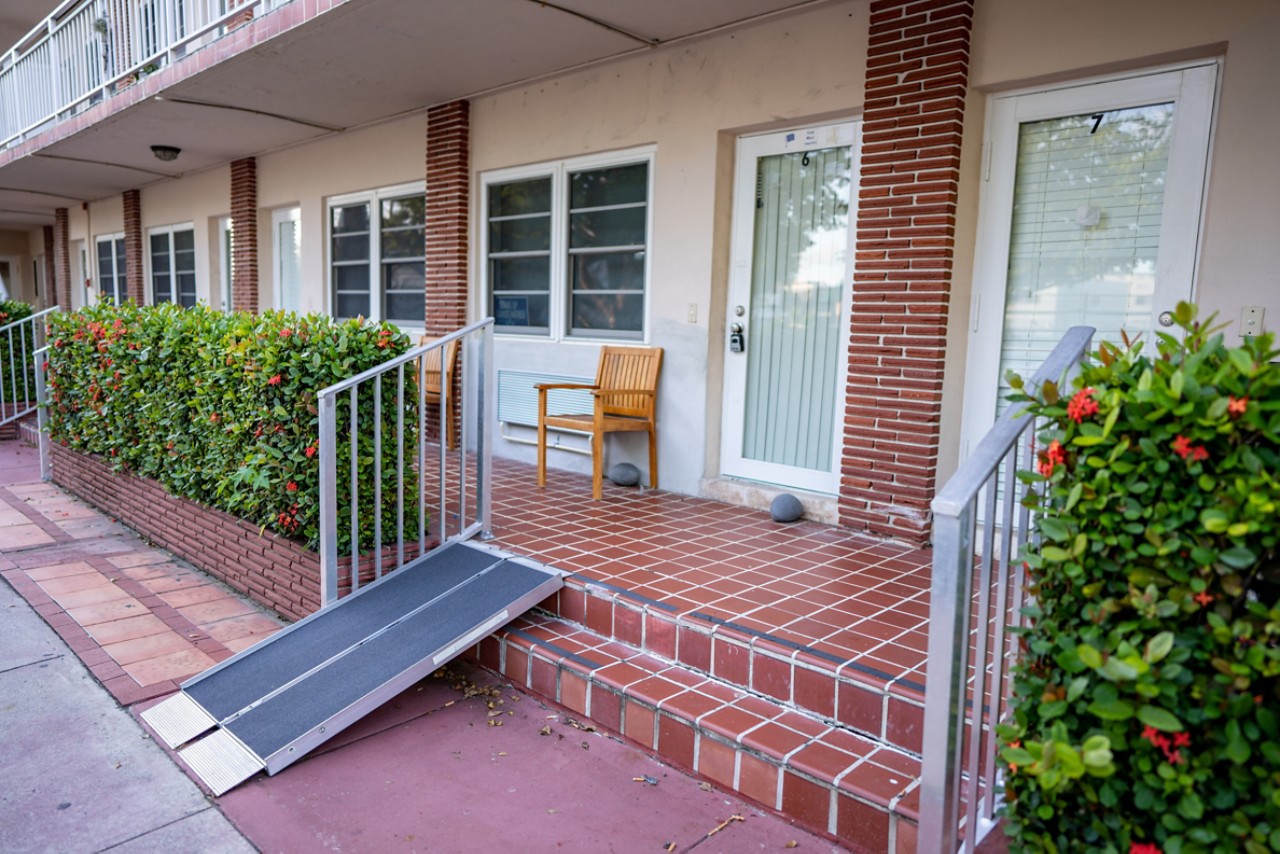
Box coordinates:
[0,0,280,150]
[918,326,1095,853]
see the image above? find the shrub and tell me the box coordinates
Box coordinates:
[0,299,37,403]
[46,303,420,551]
[999,303,1280,853]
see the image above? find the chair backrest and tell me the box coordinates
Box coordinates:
[594,346,663,419]
[417,335,460,394]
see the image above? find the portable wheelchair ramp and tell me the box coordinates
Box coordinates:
[142,541,562,795]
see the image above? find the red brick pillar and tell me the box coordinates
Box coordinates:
[42,226,55,309]
[424,100,469,335]
[53,208,70,310]
[123,190,145,304]
[839,0,973,544]
[230,157,258,314]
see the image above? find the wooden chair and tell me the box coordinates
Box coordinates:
[536,346,663,500]
[418,335,461,450]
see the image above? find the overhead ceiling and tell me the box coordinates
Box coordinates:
[0,0,834,229]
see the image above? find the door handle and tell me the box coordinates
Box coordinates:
[1158,310,1175,327]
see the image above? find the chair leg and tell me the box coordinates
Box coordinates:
[648,427,658,489]
[537,421,547,489]
[592,429,604,500]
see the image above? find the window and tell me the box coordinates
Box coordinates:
[149,225,197,307]
[328,183,425,325]
[96,234,126,304]
[483,148,652,340]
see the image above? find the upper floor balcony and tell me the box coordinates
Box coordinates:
[0,0,818,229]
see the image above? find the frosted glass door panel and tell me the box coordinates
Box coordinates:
[742,148,850,471]
[998,105,1172,409]
[276,209,302,313]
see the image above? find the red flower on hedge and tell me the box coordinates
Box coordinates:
[1228,396,1248,417]
[1037,440,1066,477]
[1066,387,1099,423]
[305,442,318,458]
[286,481,298,492]
[279,328,293,338]
[1194,590,1214,607]
[268,374,282,386]
[1130,843,1161,854]
[1172,435,1208,462]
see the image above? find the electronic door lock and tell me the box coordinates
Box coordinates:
[729,322,745,353]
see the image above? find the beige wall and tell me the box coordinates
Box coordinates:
[470,0,871,496]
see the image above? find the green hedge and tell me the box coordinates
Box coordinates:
[0,299,37,403]
[47,303,420,551]
[999,304,1280,852]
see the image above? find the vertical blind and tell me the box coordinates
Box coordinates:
[998,104,1173,407]
[742,146,850,472]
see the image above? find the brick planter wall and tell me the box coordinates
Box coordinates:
[50,444,428,620]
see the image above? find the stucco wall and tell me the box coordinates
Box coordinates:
[469,0,871,496]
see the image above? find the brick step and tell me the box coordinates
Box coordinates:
[542,575,928,757]
[471,610,922,853]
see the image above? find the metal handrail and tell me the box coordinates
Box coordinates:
[1,305,58,429]
[316,318,495,607]
[918,325,1095,853]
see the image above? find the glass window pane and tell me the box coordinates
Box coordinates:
[332,233,369,262]
[493,293,550,329]
[489,178,551,217]
[174,249,195,274]
[491,256,550,292]
[570,163,647,209]
[383,261,423,293]
[334,264,369,293]
[115,239,127,270]
[336,292,370,319]
[569,208,646,249]
[571,293,643,333]
[332,204,369,233]
[382,229,423,259]
[489,216,550,253]
[150,233,169,256]
[177,273,197,307]
[174,229,194,252]
[569,252,645,291]
[384,292,421,323]
[153,273,172,303]
[381,196,425,228]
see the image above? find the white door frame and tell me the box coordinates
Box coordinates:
[273,206,301,313]
[720,121,858,495]
[960,61,1218,462]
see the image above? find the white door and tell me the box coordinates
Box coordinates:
[962,64,1217,458]
[721,123,857,494]
[273,207,302,313]
[71,241,87,309]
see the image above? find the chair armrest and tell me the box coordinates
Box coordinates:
[535,383,598,391]
[591,388,655,397]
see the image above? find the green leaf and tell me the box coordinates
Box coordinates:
[1170,368,1184,399]
[1136,705,1183,732]
[1225,720,1251,764]
[1067,676,1089,703]
[1040,546,1071,563]
[1077,644,1102,670]
[1220,546,1257,569]
[1144,632,1175,664]
[1039,517,1070,542]
[1099,657,1139,681]
[1087,698,1134,721]
[1200,508,1230,533]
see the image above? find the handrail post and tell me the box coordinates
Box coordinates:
[476,321,494,539]
[318,388,338,606]
[34,344,50,481]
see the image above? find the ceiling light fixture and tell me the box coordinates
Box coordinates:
[151,144,181,162]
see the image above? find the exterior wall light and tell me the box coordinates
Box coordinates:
[151,145,181,162]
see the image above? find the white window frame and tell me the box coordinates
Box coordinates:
[95,233,126,305]
[147,222,197,307]
[480,145,655,343]
[218,216,234,312]
[327,180,426,328]
[272,206,302,313]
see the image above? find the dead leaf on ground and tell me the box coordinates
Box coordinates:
[785,841,798,849]
[698,782,712,792]
[539,725,552,736]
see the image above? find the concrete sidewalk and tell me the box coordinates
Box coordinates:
[0,435,843,853]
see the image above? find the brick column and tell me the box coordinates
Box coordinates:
[839,0,973,543]
[230,157,258,314]
[53,208,70,310]
[123,190,145,304]
[42,226,55,309]
[424,100,469,334]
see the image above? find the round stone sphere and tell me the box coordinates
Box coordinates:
[770,493,804,523]
[608,462,642,487]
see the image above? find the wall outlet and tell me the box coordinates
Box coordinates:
[1240,305,1265,337]
[687,303,697,324]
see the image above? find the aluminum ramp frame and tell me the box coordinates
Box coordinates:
[141,541,562,795]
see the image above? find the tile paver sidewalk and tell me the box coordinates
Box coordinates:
[0,441,283,706]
